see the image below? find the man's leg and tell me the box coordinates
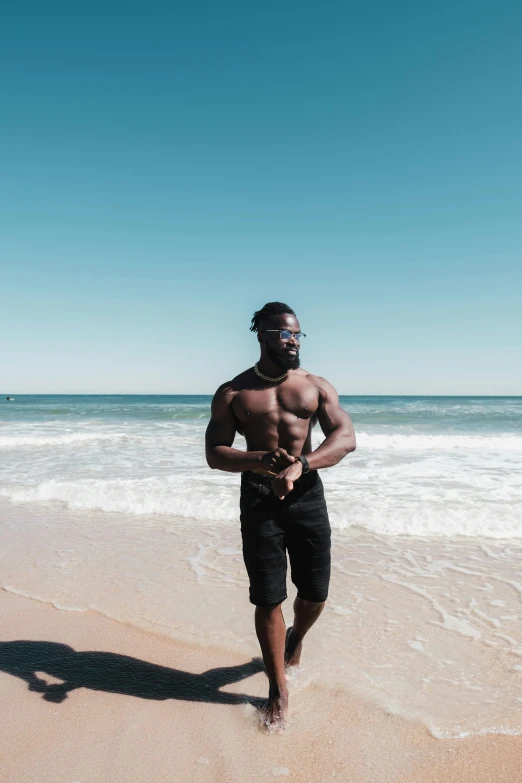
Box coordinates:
[285,597,325,666]
[255,603,288,726]
[286,475,331,667]
[240,478,289,725]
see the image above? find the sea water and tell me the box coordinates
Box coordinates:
[0,395,521,737]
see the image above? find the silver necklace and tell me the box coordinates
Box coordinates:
[253,363,289,383]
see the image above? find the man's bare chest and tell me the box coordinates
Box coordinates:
[232,380,319,425]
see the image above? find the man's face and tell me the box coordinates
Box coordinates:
[258,313,302,370]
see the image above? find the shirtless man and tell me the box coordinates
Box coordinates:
[205,302,356,728]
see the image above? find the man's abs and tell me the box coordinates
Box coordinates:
[239,413,312,456]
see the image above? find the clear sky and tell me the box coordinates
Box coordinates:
[1,1,521,394]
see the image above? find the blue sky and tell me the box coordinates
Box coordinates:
[1,1,521,394]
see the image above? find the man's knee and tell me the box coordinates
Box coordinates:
[255,601,283,617]
[296,597,325,613]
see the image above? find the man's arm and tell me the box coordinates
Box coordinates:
[205,384,295,473]
[306,376,356,470]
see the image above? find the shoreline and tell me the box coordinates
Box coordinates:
[1,590,521,782]
[2,496,522,741]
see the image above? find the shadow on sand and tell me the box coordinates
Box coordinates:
[0,640,266,708]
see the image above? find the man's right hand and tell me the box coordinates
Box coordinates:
[259,448,296,474]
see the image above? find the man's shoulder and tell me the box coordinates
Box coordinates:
[214,367,255,398]
[292,369,338,401]
[293,368,331,388]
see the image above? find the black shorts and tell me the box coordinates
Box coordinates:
[240,470,331,607]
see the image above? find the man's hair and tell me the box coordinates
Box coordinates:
[250,302,296,333]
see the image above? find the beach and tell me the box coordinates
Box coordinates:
[1,395,522,781]
[2,589,521,783]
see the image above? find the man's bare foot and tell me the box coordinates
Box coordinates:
[261,685,288,732]
[284,627,302,667]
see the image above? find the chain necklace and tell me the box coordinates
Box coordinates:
[253,363,290,383]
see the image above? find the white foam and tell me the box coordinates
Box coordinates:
[1,405,522,541]
[0,432,126,447]
[2,468,522,539]
[2,585,85,612]
[0,476,239,521]
[357,432,522,451]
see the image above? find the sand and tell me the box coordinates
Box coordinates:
[0,589,521,783]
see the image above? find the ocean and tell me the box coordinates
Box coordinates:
[1,395,521,738]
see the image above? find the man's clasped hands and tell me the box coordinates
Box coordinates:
[257,448,304,500]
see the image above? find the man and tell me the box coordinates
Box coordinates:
[205,302,355,728]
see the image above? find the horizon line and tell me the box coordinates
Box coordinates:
[3,393,522,398]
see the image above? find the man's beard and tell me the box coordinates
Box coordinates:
[266,343,300,370]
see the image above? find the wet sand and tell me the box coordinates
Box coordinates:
[1,590,521,782]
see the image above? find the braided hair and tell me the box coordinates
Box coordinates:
[250,302,296,333]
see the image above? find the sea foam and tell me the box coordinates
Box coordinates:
[2,469,521,538]
[1,397,521,538]
[0,432,126,447]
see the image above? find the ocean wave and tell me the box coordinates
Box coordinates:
[2,476,521,539]
[0,477,238,521]
[357,432,522,450]
[0,432,127,448]
[2,429,521,452]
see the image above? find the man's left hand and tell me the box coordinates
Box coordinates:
[271,461,303,499]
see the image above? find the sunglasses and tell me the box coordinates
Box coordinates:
[262,329,306,341]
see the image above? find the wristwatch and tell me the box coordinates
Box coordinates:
[297,455,310,474]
